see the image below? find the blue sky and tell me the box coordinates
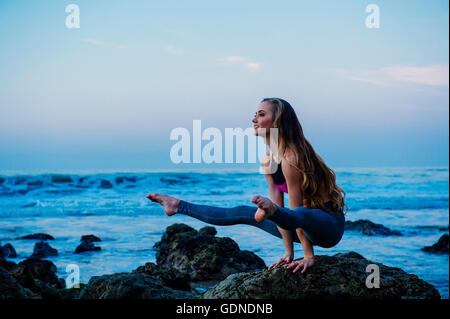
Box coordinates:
[0,0,448,171]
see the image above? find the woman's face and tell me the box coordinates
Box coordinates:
[252,101,275,136]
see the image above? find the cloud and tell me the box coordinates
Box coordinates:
[163,44,185,55]
[345,64,449,87]
[82,38,128,49]
[381,65,449,86]
[218,56,261,71]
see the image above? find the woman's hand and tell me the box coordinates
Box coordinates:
[268,253,294,270]
[284,256,314,274]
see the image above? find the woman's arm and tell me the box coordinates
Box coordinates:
[264,173,295,259]
[282,155,315,260]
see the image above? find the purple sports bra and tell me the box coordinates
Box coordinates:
[272,161,288,193]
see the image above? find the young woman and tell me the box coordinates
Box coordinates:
[147,98,347,273]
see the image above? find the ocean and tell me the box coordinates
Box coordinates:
[0,166,448,298]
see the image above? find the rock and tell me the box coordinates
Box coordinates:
[99,179,113,189]
[31,241,58,258]
[115,176,137,184]
[17,233,54,241]
[133,262,191,291]
[51,175,73,183]
[154,223,266,282]
[345,220,402,236]
[58,284,86,299]
[81,234,101,242]
[0,243,17,258]
[203,252,440,299]
[79,272,195,299]
[75,241,101,254]
[17,257,65,290]
[1,257,65,298]
[422,234,449,254]
[198,226,217,237]
[0,266,40,299]
[0,257,17,271]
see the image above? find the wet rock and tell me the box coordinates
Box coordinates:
[0,243,17,258]
[81,234,101,242]
[31,241,58,258]
[17,257,65,290]
[74,240,101,254]
[198,226,217,237]
[17,233,54,241]
[422,234,449,255]
[99,179,113,189]
[2,257,66,298]
[0,257,17,271]
[0,266,40,299]
[203,252,440,299]
[345,220,402,236]
[51,175,73,183]
[133,262,191,291]
[27,180,43,187]
[115,176,137,184]
[79,272,195,299]
[154,223,266,282]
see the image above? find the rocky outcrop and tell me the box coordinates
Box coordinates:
[0,257,65,299]
[31,241,58,258]
[154,224,266,282]
[422,234,449,254]
[0,266,40,299]
[203,252,440,299]
[81,235,101,242]
[79,272,194,299]
[0,243,17,258]
[100,180,113,188]
[133,262,191,291]
[17,233,54,240]
[51,175,73,183]
[74,235,102,254]
[345,220,402,236]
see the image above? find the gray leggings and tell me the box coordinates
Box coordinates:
[177,200,345,248]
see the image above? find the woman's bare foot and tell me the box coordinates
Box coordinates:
[146,193,180,216]
[251,195,277,222]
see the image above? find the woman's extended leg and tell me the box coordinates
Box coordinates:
[146,193,301,243]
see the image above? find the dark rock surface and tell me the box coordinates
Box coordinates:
[422,234,449,255]
[74,240,101,254]
[79,272,194,299]
[0,243,17,258]
[81,234,101,242]
[115,176,137,184]
[0,257,65,299]
[17,233,54,241]
[203,252,440,299]
[51,175,73,183]
[133,262,191,291]
[100,179,113,188]
[154,223,266,282]
[31,241,58,258]
[0,266,40,299]
[345,220,402,236]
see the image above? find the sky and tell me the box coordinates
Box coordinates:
[0,0,448,172]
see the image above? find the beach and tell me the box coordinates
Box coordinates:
[0,166,448,298]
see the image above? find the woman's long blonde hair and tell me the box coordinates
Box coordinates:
[263,98,348,215]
